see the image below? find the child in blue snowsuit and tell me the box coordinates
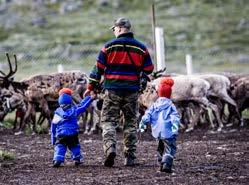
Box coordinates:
[51,88,93,167]
[139,77,180,173]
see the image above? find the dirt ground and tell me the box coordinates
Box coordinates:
[0,122,249,185]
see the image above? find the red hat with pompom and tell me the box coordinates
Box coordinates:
[158,77,174,98]
[59,88,73,96]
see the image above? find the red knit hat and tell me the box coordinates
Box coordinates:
[158,77,174,98]
[59,88,73,96]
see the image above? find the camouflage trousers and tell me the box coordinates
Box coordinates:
[101,90,139,159]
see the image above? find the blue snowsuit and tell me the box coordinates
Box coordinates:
[140,97,180,169]
[51,96,92,163]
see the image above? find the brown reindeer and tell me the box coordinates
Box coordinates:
[1,53,90,134]
[0,53,26,122]
[12,71,90,134]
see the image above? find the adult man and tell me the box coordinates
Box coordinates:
[84,17,154,167]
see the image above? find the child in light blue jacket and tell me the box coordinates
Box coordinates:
[51,88,94,167]
[139,77,180,173]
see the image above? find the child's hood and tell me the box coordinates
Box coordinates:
[153,97,172,112]
[55,107,75,119]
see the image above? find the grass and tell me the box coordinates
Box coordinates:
[0,150,15,161]
[1,117,14,129]
[2,112,49,135]
[0,0,248,79]
[242,109,249,119]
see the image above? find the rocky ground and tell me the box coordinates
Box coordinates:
[0,123,248,185]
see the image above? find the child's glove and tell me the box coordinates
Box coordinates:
[139,121,147,133]
[171,115,180,134]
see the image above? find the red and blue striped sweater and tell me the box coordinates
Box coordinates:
[88,32,154,92]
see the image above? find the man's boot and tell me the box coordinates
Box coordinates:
[104,146,116,167]
[124,157,134,166]
[124,155,139,166]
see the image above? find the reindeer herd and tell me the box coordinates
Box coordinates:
[0,53,248,135]
[140,72,248,132]
[0,53,90,135]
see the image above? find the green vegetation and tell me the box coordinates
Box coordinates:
[0,27,9,41]
[1,117,14,129]
[242,109,249,119]
[0,0,248,79]
[0,149,15,161]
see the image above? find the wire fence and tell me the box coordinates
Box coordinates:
[0,41,248,81]
[0,1,248,80]
[0,44,102,80]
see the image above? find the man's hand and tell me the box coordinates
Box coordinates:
[90,91,97,100]
[83,89,91,97]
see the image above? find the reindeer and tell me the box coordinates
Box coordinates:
[1,53,91,134]
[140,76,225,132]
[0,53,26,123]
[12,71,90,135]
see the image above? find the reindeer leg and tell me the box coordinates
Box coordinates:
[90,108,99,134]
[209,103,223,132]
[31,106,37,134]
[206,107,215,129]
[86,107,94,135]
[185,102,201,132]
[223,96,242,127]
[82,112,89,135]
[191,97,223,131]
[40,99,52,132]
[185,105,194,132]
[37,113,46,127]
[13,110,18,131]
[15,103,32,135]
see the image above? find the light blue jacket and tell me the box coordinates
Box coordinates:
[140,97,180,139]
[51,96,92,145]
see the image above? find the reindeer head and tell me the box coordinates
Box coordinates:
[1,90,27,114]
[0,53,17,89]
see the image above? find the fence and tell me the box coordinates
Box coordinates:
[0,1,248,80]
[0,41,248,81]
[0,43,102,80]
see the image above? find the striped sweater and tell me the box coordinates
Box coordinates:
[88,32,154,92]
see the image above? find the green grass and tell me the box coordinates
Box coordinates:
[1,117,14,129]
[242,109,249,119]
[0,0,248,79]
[0,150,15,161]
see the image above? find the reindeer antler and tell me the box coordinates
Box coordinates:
[151,67,167,79]
[0,53,18,80]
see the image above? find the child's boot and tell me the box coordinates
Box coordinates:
[75,160,82,166]
[161,163,172,173]
[161,156,173,173]
[74,158,84,166]
[53,160,61,168]
[157,152,162,165]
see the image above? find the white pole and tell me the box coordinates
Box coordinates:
[155,27,166,72]
[185,54,193,75]
[57,64,64,73]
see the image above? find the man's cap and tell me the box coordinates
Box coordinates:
[110,17,131,30]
